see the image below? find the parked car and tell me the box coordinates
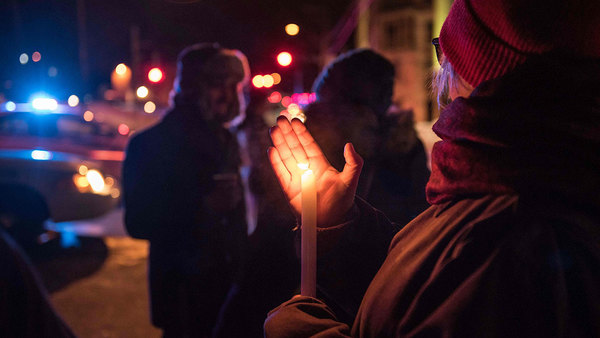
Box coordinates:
[0,111,127,248]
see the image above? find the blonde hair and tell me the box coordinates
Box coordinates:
[433,55,470,108]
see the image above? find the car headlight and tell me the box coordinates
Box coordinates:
[72,165,119,198]
[86,169,105,193]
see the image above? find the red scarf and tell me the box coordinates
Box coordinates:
[426,57,600,206]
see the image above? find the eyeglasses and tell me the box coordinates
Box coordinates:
[432,37,442,65]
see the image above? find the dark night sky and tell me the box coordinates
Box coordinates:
[0,0,354,102]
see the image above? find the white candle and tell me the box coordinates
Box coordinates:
[300,166,317,297]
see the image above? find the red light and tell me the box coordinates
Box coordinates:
[118,124,130,135]
[277,52,292,67]
[268,91,282,103]
[32,51,42,62]
[281,96,291,107]
[148,68,164,83]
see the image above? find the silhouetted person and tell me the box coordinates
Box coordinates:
[123,43,249,337]
[304,49,430,227]
[264,0,600,336]
[0,226,74,337]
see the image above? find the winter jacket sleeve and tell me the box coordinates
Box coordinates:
[315,197,402,325]
[264,296,351,338]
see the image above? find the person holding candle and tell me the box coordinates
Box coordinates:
[264,0,600,336]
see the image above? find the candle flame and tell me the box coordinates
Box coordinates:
[302,169,313,179]
[297,163,309,170]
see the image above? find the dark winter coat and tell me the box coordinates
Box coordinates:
[264,56,600,337]
[123,107,246,334]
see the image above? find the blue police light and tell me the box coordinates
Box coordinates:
[31,96,58,112]
[31,150,53,160]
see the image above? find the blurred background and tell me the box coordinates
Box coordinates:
[0,0,451,336]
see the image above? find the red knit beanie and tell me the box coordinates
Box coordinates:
[439,0,600,88]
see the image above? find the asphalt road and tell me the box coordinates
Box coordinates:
[34,208,162,338]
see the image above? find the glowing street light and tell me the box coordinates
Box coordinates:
[147,67,164,83]
[115,63,128,75]
[277,52,293,67]
[136,86,149,98]
[112,63,132,92]
[285,23,300,36]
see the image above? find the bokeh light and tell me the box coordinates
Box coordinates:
[5,101,16,112]
[298,93,310,105]
[115,63,128,76]
[148,68,164,83]
[281,96,291,107]
[271,73,281,84]
[73,174,89,189]
[68,95,80,107]
[118,123,130,135]
[268,91,282,103]
[144,101,156,113]
[252,75,264,88]
[111,188,120,199]
[277,52,293,67]
[285,23,300,36]
[32,51,41,62]
[83,110,94,121]
[78,165,88,175]
[288,103,301,115]
[86,170,105,193]
[19,53,29,64]
[263,75,274,88]
[136,86,149,98]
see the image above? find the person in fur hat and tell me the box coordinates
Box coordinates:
[123,43,249,337]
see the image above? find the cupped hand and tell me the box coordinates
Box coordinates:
[268,116,363,227]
